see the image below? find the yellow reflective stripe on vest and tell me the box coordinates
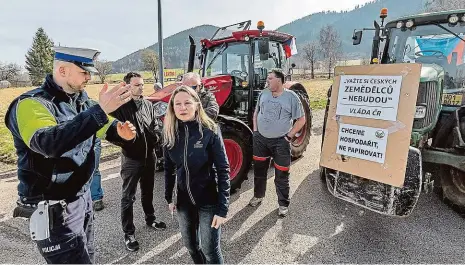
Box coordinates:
[16,98,57,147]
[17,98,113,145]
[96,115,115,138]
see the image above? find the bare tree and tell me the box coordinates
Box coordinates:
[425,0,465,11]
[141,49,159,81]
[319,25,343,79]
[0,62,21,81]
[95,60,113,84]
[303,42,319,79]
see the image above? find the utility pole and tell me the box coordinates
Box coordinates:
[157,0,164,86]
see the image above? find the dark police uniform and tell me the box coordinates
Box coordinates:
[4,47,130,264]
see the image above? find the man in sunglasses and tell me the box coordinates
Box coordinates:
[109,72,167,252]
[181,72,219,120]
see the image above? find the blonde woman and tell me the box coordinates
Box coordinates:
[163,85,230,264]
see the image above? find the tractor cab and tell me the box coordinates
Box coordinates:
[353,9,465,113]
[192,20,298,124]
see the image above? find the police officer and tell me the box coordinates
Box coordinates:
[5,46,136,264]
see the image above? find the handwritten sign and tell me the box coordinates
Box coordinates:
[336,75,403,121]
[319,63,422,187]
[336,123,388,164]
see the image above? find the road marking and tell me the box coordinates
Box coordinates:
[229,154,315,242]
[133,233,183,264]
[109,253,129,264]
[102,173,120,182]
[330,222,344,237]
[169,247,188,260]
[239,219,319,264]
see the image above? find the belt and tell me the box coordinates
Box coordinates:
[13,196,80,219]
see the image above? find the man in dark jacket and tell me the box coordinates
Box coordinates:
[109,72,166,252]
[181,72,219,120]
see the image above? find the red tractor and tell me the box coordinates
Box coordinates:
[148,20,313,191]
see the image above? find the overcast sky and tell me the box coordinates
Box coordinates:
[0,0,372,66]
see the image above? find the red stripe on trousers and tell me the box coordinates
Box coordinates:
[274,162,289,171]
[253,155,267,161]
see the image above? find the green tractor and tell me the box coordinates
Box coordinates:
[320,8,465,216]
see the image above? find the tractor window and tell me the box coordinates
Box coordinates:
[204,42,250,79]
[387,23,465,92]
[278,43,290,74]
[253,41,282,82]
[253,41,281,69]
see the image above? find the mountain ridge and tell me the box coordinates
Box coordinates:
[112,0,427,72]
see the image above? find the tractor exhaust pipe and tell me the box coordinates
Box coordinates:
[370,20,381,64]
[187,35,195,72]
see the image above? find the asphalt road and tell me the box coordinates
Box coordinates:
[0,110,464,264]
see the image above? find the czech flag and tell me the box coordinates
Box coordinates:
[284,37,298,58]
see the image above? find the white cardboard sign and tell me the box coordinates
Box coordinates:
[336,123,388,164]
[336,75,403,121]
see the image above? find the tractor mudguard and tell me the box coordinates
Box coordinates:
[433,106,465,149]
[216,115,253,156]
[217,115,253,137]
[325,146,422,217]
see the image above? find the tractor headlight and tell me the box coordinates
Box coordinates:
[153,101,168,117]
[396,21,404,28]
[405,19,414,28]
[449,14,459,24]
[414,105,427,119]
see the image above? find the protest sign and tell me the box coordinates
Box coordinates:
[319,63,422,187]
[336,75,402,121]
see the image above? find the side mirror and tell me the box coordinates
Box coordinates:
[198,52,204,69]
[352,30,363,45]
[254,73,261,87]
[257,37,270,61]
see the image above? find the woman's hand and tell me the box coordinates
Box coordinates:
[211,215,227,229]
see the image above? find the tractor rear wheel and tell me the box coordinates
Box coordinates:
[222,128,252,191]
[439,165,465,213]
[291,91,312,158]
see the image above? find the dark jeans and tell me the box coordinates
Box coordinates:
[120,155,156,235]
[177,202,224,264]
[253,132,291,207]
[90,139,103,201]
[34,190,94,264]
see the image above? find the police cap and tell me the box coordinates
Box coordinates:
[53,46,100,74]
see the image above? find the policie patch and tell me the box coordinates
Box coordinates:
[37,234,80,256]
